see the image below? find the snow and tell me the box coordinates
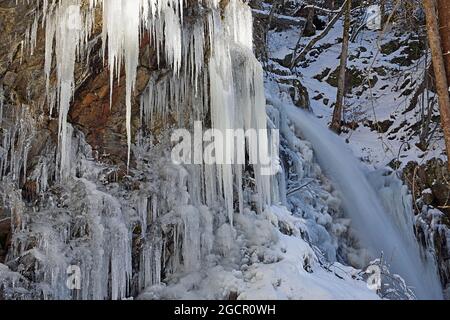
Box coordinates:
[261,0,446,299]
[273,98,442,298]
[366,5,382,31]
[139,206,379,300]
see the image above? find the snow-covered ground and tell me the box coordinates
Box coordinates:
[265,6,446,169]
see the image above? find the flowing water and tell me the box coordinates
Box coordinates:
[279,102,443,299]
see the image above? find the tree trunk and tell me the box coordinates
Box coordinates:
[437,0,450,85]
[330,0,351,133]
[424,0,450,170]
[380,0,386,24]
[304,7,316,37]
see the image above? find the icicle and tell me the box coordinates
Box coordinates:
[100,0,143,169]
[224,0,254,50]
[123,0,140,169]
[44,11,55,94]
[43,0,82,180]
[179,205,201,272]
[163,6,182,74]
[208,24,236,223]
[32,13,39,54]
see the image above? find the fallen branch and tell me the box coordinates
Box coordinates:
[298,5,344,15]
[287,180,314,196]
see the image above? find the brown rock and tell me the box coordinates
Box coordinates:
[0,217,11,263]
[82,93,97,106]
[403,159,450,216]
[2,71,17,87]
[422,189,435,205]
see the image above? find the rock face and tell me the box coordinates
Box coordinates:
[0,2,56,258]
[403,159,450,290]
[404,159,450,217]
[0,0,156,174]
[1,6,176,225]
[0,218,10,263]
[69,48,153,170]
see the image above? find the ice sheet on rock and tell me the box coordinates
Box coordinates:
[0,104,36,185]
[4,129,134,300]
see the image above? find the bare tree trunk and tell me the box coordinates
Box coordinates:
[330,0,351,133]
[380,0,386,24]
[304,7,316,37]
[424,0,450,170]
[437,0,450,84]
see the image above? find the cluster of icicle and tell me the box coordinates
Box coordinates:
[0,0,275,299]
[33,0,271,222]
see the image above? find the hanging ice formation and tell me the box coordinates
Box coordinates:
[0,0,276,299]
[39,0,271,218]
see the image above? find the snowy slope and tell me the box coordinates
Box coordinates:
[264,4,445,169]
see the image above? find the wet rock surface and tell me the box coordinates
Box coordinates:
[403,159,450,290]
[404,159,450,217]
